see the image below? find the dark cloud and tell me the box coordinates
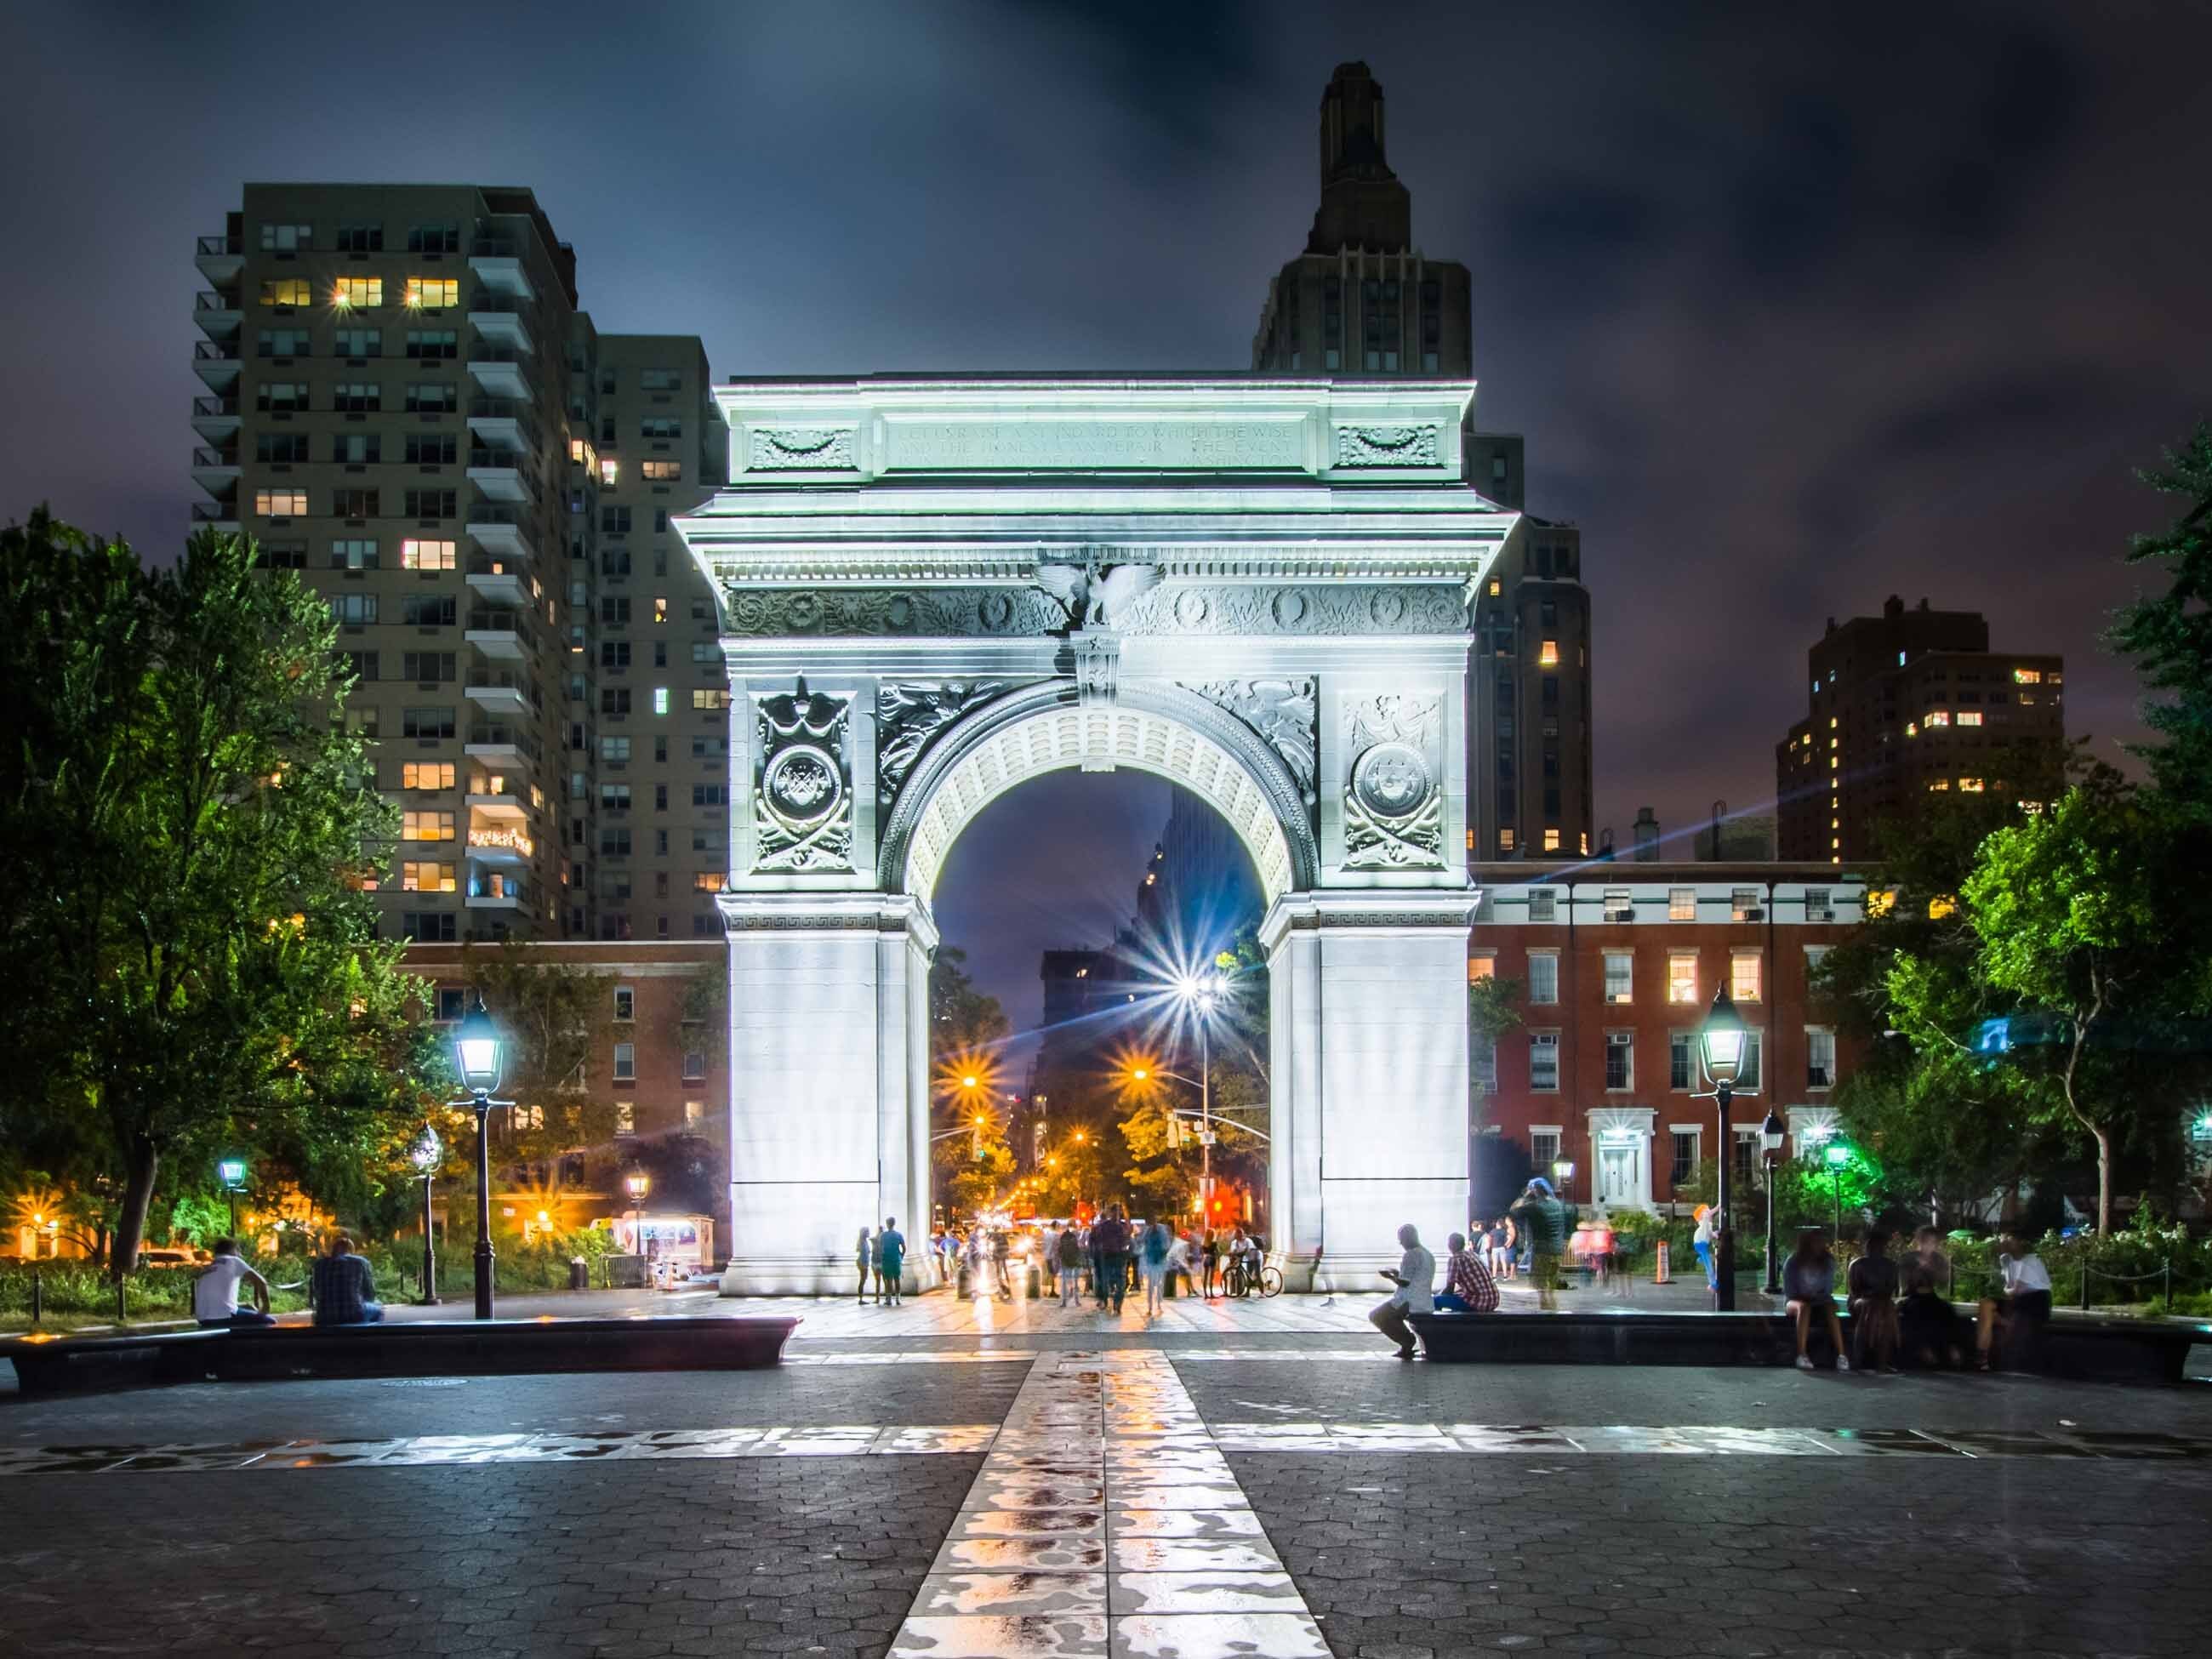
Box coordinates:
[3,1,2208,1021]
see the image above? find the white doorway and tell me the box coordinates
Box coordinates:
[1599,1141,1643,1210]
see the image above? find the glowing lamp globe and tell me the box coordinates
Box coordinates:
[1699,985,1747,1086]
[218,1158,248,1190]
[453,996,504,1096]
[408,1126,442,1174]
[1825,1143,1851,1168]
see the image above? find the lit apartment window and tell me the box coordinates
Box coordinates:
[400,860,455,892]
[1925,710,1951,727]
[1605,1032,1633,1090]
[1958,777,1986,792]
[407,276,459,311]
[2013,667,2042,685]
[402,810,455,842]
[402,762,454,790]
[1538,639,1559,666]
[1668,952,1697,1004]
[600,458,619,487]
[401,539,456,571]
[1529,1034,1560,1092]
[1498,826,1516,852]
[1542,828,1560,852]
[640,459,681,482]
[1603,950,1633,1002]
[684,1098,705,1126]
[1527,951,1559,1004]
[613,986,636,1022]
[693,872,727,892]
[1730,887,1759,921]
[693,689,733,712]
[1958,710,1983,726]
[613,1043,636,1082]
[1806,1027,1836,1089]
[653,687,670,715]
[259,278,312,307]
[333,276,383,308]
[1928,778,1951,791]
[254,489,307,518]
[1468,953,1497,983]
[1731,951,1762,1002]
[1668,888,1695,921]
[1604,888,1633,922]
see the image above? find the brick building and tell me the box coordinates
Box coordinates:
[1468,864,1868,1215]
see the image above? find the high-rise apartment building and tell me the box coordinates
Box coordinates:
[1776,595,2067,862]
[1251,66,1594,864]
[190,185,726,944]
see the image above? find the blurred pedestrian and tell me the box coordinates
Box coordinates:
[1847,1225,1899,1371]
[1092,1206,1130,1313]
[875,1217,905,1308]
[1139,1215,1172,1318]
[1899,1225,1963,1368]
[1511,1178,1569,1311]
[1057,1223,1081,1308]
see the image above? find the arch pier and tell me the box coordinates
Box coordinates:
[675,376,1521,1295]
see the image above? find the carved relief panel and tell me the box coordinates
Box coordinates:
[1341,693,1445,869]
[752,678,853,873]
[875,680,1011,807]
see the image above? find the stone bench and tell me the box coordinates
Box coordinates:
[1405,1308,2203,1382]
[1,1314,799,1396]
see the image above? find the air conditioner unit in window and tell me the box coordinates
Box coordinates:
[1741,907,1765,922]
[1809,907,1834,922]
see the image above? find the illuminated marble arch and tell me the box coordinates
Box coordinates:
[676,376,1521,1296]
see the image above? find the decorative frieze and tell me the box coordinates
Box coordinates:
[1343,693,1445,869]
[875,680,1011,807]
[752,678,852,874]
[746,427,858,471]
[715,583,1468,639]
[882,418,1306,474]
[1185,677,1319,806]
[1333,425,1442,469]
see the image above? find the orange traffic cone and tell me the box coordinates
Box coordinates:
[1654,1239,1672,1284]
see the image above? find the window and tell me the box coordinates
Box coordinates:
[601,736,632,764]
[403,595,456,626]
[329,537,378,570]
[601,506,632,534]
[640,459,681,482]
[1529,1033,1559,1092]
[1603,951,1633,1003]
[403,490,455,518]
[402,912,457,943]
[1529,890,1555,921]
[400,860,455,892]
[640,368,681,391]
[406,381,458,413]
[259,278,312,307]
[601,596,631,626]
[1924,710,1951,727]
[1668,887,1696,921]
[1538,639,1559,666]
[613,986,635,1022]
[1958,710,1984,727]
[684,1098,705,1126]
[331,433,379,464]
[651,687,670,715]
[434,986,466,1022]
[1734,1129,1758,1189]
[613,1043,636,1082]
[681,1051,706,1082]
[693,871,727,893]
[1604,887,1633,922]
[258,382,309,412]
[402,706,455,739]
[336,223,382,253]
[1468,952,1497,984]
[333,381,381,413]
[690,688,731,712]
[259,328,311,358]
[341,649,378,682]
[614,1101,636,1135]
[254,488,308,518]
[1670,1131,1699,1186]
[260,222,312,252]
[1472,1031,1498,1092]
[1804,944,1832,983]
[1958,777,1986,792]
[1807,1028,1836,1089]
[332,487,379,518]
[1668,952,1697,1005]
[640,417,682,441]
[406,329,458,360]
[601,828,632,857]
[1530,1127,1561,1169]
[402,761,453,790]
[403,434,456,465]
[600,784,631,812]
[400,653,454,683]
[333,276,382,308]
[328,593,378,624]
[601,641,631,670]
[1669,1033,1694,1091]
[401,538,456,571]
[1730,887,1760,921]
[333,327,380,358]
[406,276,459,311]
[1730,951,1762,1002]
[407,223,459,253]
[601,688,631,717]
[1525,954,1560,1010]
[693,784,727,808]
[402,810,455,841]
[258,542,307,569]
[1605,1032,1633,1091]
[257,433,311,463]
[1739,1031,1764,1091]
[690,736,728,761]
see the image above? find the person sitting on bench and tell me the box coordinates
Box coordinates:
[1975,1228,2052,1371]
[193,1238,276,1328]
[1434,1231,1499,1313]
[310,1233,384,1326]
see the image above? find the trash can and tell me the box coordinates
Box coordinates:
[1026,1263,1041,1299]
[1164,1268,1178,1300]
[956,1262,972,1301]
[568,1257,589,1291]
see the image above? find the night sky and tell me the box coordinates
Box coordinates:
[8,3,2210,1034]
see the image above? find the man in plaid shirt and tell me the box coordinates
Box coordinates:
[1438,1230,1499,1313]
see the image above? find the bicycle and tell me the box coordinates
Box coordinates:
[1222,1259,1284,1298]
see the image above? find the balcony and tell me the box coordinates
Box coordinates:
[466,786,528,819]
[468,237,535,301]
[465,666,533,716]
[192,339,242,390]
[466,447,536,504]
[465,878,527,910]
[193,291,241,339]
[465,723,534,770]
[194,232,244,285]
[465,507,536,564]
[466,346,530,400]
[466,826,534,864]
[467,296,533,356]
[465,553,529,607]
[191,446,241,493]
[465,608,532,660]
[191,394,241,442]
[189,502,241,533]
[465,396,536,453]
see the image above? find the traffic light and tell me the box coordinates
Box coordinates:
[1167,1113,1184,1149]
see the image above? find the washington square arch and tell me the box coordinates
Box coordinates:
[675,374,1524,1296]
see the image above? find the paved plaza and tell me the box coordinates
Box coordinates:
[3,1291,2208,1657]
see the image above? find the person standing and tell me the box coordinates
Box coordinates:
[1435,1231,1499,1314]
[1785,1228,1851,1371]
[989,1226,1013,1302]
[1510,1179,1570,1311]
[1975,1229,2053,1371]
[855,1226,874,1305]
[1057,1223,1082,1308]
[1202,1229,1223,1298]
[1370,1223,1436,1358]
[1092,1206,1130,1314]
[875,1217,906,1308]
[1692,1206,1716,1291]
[1847,1226,1899,1371]
[1139,1216,1172,1319]
[194,1239,276,1328]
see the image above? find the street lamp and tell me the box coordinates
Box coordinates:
[1697,984,1749,1312]
[1551,1160,1576,1192]
[1759,1109,1787,1295]
[1824,1141,1851,1241]
[217,1157,248,1240]
[625,1168,651,1263]
[1172,972,1228,1218]
[451,995,506,1320]
[409,1125,442,1305]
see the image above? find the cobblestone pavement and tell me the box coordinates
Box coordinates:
[3,1343,2208,1656]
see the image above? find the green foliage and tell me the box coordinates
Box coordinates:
[2107,424,2212,818]
[164,1192,235,1247]
[0,516,433,1274]
[930,946,1011,1052]
[462,942,619,1160]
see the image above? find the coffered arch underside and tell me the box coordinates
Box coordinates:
[898,703,1297,907]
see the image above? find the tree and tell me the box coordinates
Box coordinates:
[0,517,429,1274]
[462,944,619,1162]
[2107,425,2212,817]
[930,946,1011,1052]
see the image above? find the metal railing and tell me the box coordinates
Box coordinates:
[194,291,237,312]
[192,395,239,419]
[465,723,540,756]
[197,234,242,256]
[470,237,519,259]
[191,447,238,468]
[189,503,239,524]
[193,341,241,362]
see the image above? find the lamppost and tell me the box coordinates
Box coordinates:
[410,1126,442,1305]
[1172,972,1227,1219]
[1697,985,1749,1312]
[217,1157,248,1240]
[1760,1109,1787,1295]
[450,996,507,1320]
[1552,1160,1576,1195]
[625,1169,652,1270]
[1824,1141,1851,1241]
